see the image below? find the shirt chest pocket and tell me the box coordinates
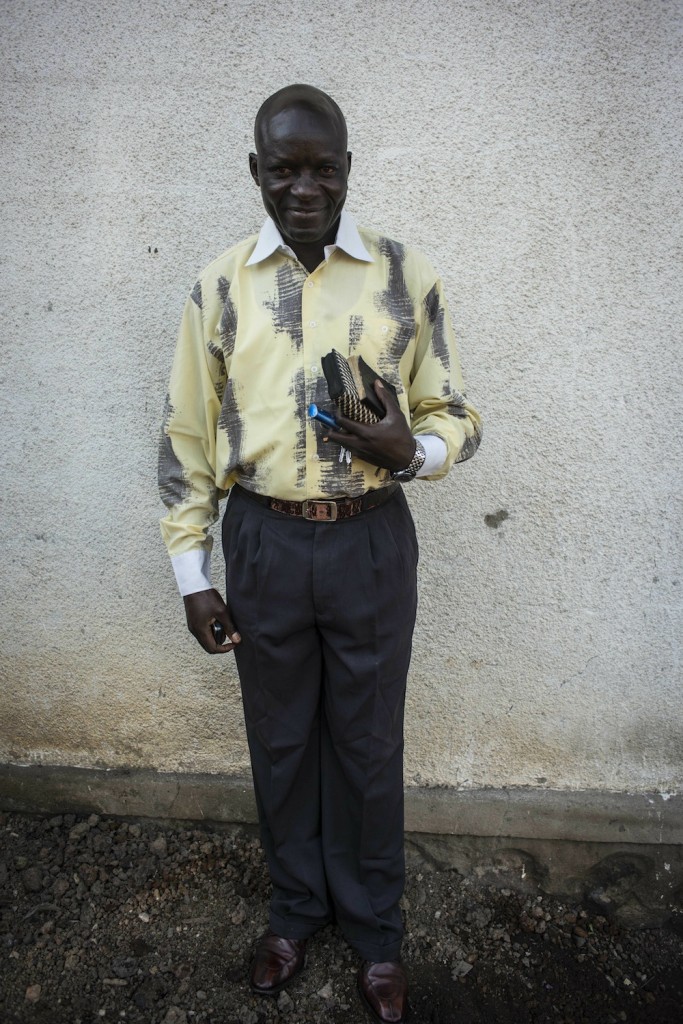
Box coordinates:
[346,314,416,394]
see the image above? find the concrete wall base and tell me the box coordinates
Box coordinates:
[2,764,681,927]
[405,834,683,929]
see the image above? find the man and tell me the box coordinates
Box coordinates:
[159,84,481,1023]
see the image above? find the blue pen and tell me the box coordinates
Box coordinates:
[308,403,340,430]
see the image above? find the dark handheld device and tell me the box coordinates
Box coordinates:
[211,621,226,645]
[308,403,340,430]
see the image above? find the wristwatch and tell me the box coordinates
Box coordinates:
[390,439,426,482]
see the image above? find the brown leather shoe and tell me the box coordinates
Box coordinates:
[358,960,409,1023]
[249,930,306,996]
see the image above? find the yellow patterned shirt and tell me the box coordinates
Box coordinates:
[159,214,481,585]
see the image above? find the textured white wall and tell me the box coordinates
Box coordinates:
[1,0,681,792]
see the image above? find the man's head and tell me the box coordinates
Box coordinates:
[249,85,351,252]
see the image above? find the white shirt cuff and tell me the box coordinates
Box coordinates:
[415,434,447,477]
[171,549,212,596]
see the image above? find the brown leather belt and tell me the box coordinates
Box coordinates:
[234,482,399,522]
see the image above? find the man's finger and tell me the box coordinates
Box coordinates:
[373,379,401,416]
[322,428,365,449]
[214,639,238,653]
[204,624,240,654]
[330,412,368,435]
[215,614,241,646]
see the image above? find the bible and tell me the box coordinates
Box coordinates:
[320,349,398,424]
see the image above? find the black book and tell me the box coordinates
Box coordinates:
[321,349,398,424]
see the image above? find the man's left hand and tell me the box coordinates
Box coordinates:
[321,380,416,472]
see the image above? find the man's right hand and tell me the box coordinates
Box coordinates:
[183,588,241,654]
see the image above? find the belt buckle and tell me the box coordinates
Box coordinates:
[302,499,338,522]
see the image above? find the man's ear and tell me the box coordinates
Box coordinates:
[249,152,260,187]
[347,151,352,176]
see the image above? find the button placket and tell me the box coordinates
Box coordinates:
[301,272,323,492]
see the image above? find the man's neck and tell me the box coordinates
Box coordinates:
[285,218,341,274]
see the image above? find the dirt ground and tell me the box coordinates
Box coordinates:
[1,811,682,1024]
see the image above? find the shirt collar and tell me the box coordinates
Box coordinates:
[245,209,373,267]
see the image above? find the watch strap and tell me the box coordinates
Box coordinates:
[391,439,426,481]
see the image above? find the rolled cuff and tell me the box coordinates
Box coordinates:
[414,434,447,477]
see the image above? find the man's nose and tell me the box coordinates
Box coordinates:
[291,172,318,199]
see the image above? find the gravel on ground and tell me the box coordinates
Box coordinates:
[1,811,682,1023]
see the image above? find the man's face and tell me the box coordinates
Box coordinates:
[249,106,351,248]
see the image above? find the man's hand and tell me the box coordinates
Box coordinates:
[321,380,416,471]
[183,588,241,654]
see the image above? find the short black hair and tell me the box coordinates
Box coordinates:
[254,84,347,150]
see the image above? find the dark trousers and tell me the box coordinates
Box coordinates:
[222,484,418,962]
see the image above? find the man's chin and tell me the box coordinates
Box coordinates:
[281,222,329,244]
[277,210,342,247]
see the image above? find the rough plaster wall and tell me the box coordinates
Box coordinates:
[0,0,681,792]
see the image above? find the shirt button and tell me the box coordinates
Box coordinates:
[307,281,314,288]
[312,453,320,460]
[309,320,317,328]
[310,364,317,373]
[381,325,389,333]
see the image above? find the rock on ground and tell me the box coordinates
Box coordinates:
[0,811,682,1023]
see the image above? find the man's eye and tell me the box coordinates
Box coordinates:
[273,167,291,177]
[320,165,337,176]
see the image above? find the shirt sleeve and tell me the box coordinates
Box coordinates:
[408,278,482,480]
[158,283,227,562]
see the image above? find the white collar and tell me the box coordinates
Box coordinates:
[245,209,373,267]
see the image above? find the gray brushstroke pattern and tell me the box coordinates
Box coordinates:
[265,263,305,351]
[190,280,203,309]
[216,277,258,480]
[288,366,308,489]
[448,391,483,463]
[218,378,259,484]
[348,314,364,354]
[218,378,243,480]
[423,283,450,383]
[373,238,416,376]
[158,394,190,508]
[207,342,227,403]
[217,276,238,360]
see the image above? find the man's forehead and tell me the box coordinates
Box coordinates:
[255,87,347,151]
[261,106,345,147]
